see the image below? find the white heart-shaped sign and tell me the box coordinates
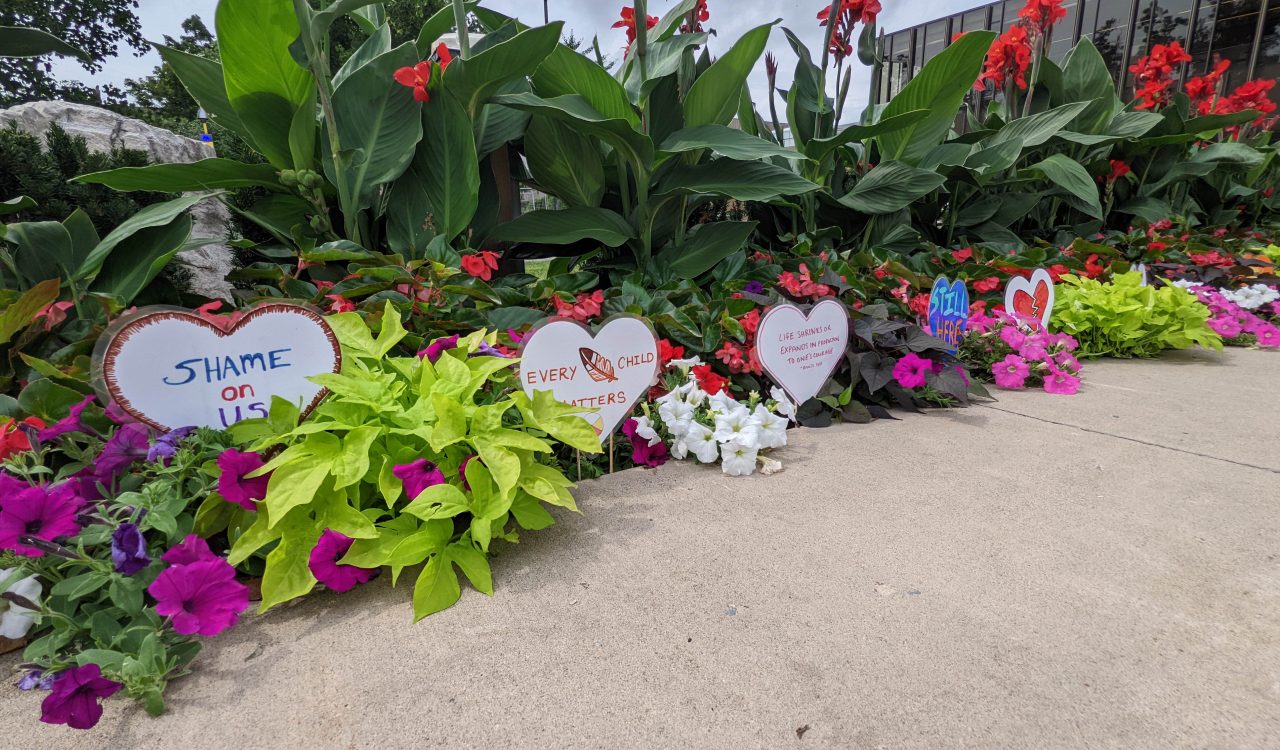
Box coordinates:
[518,315,659,437]
[1003,268,1056,330]
[755,299,850,406]
[95,304,342,431]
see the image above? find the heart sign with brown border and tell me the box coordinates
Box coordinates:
[755,299,850,407]
[93,303,342,431]
[518,315,659,437]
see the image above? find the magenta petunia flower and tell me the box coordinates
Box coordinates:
[216,449,271,510]
[1255,324,1279,348]
[992,354,1030,390]
[1208,316,1243,339]
[1043,364,1081,395]
[0,471,26,497]
[39,664,122,730]
[161,534,217,566]
[458,455,475,490]
[998,325,1026,351]
[0,483,83,557]
[308,529,376,592]
[93,423,151,483]
[1017,333,1048,362]
[36,395,95,443]
[1054,351,1081,374]
[417,335,460,363]
[393,458,446,501]
[147,557,249,637]
[622,419,670,468]
[891,352,933,389]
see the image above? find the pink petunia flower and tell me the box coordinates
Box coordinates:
[999,325,1026,351]
[992,354,1030,390]
[1043,364,1082,395]
[393,459,446,501]
[147,557,249,637]
[0,483,83,557]
[216,449,271,510]
[308,529,376,592]
[891,353,933,389]
[161,534,218,566]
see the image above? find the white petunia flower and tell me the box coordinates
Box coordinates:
[669,356,704,369]
[632,416,662,446]
[0,568,42,640]
[670,438,689,460]
[758,456,784,475]
[753,405,789,449]
[706,391,739,415]
[1171,279,1203,290]
[721,441,759,476]
[770,386,797,422]
[658,398,694,427]
[673,379,707,407]
[667,417,694,438]
[684,423,720,464]
[713,406,761,447]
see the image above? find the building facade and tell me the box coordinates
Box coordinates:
[875,0,1280,104]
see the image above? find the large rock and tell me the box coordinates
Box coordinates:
[0,100,236,299]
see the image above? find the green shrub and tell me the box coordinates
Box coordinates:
[1051,272,1223,358]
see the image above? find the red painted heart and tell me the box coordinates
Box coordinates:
[1004,269,1056,330]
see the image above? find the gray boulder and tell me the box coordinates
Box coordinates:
[0,100,236,299]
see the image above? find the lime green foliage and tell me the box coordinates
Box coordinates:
[1052,272,1223,359]
[227,302,600,620]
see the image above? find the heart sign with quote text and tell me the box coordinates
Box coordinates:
[756,299,850,407]
[927,276,969,352]
[1004,269,1055,330]
[94,304,342,431]
[518,315,659,437]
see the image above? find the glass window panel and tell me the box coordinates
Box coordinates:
[922,21,947,65]
[962,8,990,33]
[1211,0,1261,87]
[914,28,925,76]
[1253,6,1280,89]
[1092,0,1133,82]
[1052,0,1082,44]
[1130,0,1156,56]
[1188,0,1219,74]
[1002,0,1023,30]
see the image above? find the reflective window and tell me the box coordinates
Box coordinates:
[886,31,912,100]
[1001,0,1023,30]
[961,8,991,33]
[1253,5,1280,92]
[1092,0,1134,83]
[1188,0,1219,75]
[922,21,948,65]
[1050,0,1082,61]
[1211,0,1262,88]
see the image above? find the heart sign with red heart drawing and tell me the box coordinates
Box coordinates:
[518,315,659,437]
[94,303,342,431]
[1004,269,1055,330]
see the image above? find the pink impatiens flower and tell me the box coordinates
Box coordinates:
[992,354,1030,390]
[892,353,933,389]
[1043,364,1082,395]
[308,529,376,592]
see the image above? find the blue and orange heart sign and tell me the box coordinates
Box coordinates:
[927,276,969,352]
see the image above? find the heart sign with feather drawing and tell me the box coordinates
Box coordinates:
[1004,269,1055,330]
[755,299,850,407]
[94,303,341,431]
[518,315,659,437]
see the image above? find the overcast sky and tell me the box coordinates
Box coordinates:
[50,0,972,123]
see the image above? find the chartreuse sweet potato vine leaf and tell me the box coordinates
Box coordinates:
[227,302,600,620]
[1051,273,1223,359]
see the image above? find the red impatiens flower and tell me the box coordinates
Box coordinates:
[325,294,356,314]
[613,7,658,49]
[553,290,605,322]
[691,363,729,395]
[393,44,453,103]
[1018,0,1067,39]
[951,246,974,263]
[973,276,1002,294]
[460,250,500,281]
[976,25,1033,92]
[658,339,685,369]
[778,264,833,300]
[1129,41,1192,111]
[0,416,45,460]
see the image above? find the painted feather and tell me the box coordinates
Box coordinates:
[579,348,618,383]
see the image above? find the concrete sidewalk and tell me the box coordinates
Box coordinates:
[4,349,1278,749]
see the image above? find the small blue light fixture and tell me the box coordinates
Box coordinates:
[196,107,214,146]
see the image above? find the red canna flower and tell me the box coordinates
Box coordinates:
[1128,42,1192,111]
[817,0,881,62]
[1186,58,1231,113]
[1018,0,1067,39]
[613,7,659,49]
[976,25,1033,92]
[680,0,710,33]
[460,250,500,281]
[1105,159,1131,184]
[393,45,452,103]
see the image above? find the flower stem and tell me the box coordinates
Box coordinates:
[451,0,471,59]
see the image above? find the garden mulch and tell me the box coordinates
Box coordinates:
[3,349,1278,749]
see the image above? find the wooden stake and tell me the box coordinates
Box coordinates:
[608,433,615,474]
[576,449,581,481]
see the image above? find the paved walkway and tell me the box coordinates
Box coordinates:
[4,348,1278,749]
